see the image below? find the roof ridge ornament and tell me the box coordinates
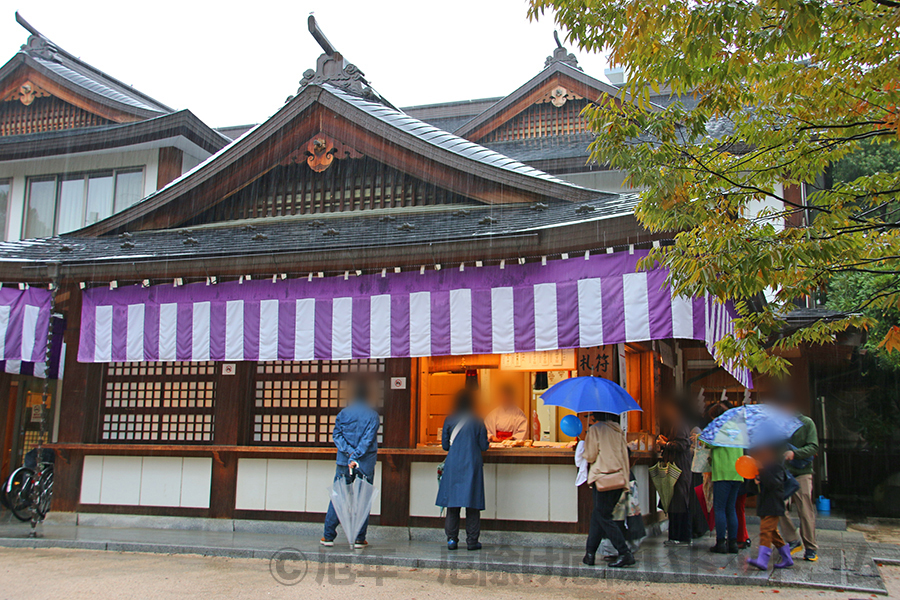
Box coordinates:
[545,31,581,71]
[16,12,58,61]
[290,16,390,106]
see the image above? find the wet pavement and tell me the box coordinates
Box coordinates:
[0,513,893,594]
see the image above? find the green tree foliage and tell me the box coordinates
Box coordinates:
[529,0,900,376]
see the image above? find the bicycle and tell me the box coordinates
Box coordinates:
[3,447,55,533]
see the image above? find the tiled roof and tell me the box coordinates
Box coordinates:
[0,195,640,264]
[325,84,582,189]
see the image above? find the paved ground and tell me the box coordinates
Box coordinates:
[0,515,894,595]
[0,546,898,600]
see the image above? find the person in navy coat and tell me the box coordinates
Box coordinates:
[436,389,489,551]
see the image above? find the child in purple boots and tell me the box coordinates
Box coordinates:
[746,445,794,571]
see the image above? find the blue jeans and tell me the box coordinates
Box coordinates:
[713,480,742,541]
[323,465,369,543]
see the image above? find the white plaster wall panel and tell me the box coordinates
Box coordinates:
[409,462,442,517]
[304,460,337,513]
[548,464,579,523]
[235,458,268,510]
[370,462,383,516]
[138,457,183,507]
[79,455,104,504]
[180,457,212,508]
[98,456,142,506]
[482,463,498,520]
[264,459,308,512]
[633,465,651,518]
[495,464,549,521]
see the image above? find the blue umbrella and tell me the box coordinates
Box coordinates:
[540,376,643,414]
[699,404,802,449]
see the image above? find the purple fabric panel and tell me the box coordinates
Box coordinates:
[176,304,193,361]
[692,297,706,341]
[600,275,625,346]
[646,269,674,341]
[470,288,493,354]
[556,280,579,349]
[430,291,451,356]
[513,286,535,352]
[352,297,371,359]
[314,299,333,359]
[209,302,226,361]
[278,300,296,360]
[143,304,160,361]
[110,305,128,361]
[0,287,51,362]
[78,297,96,363]
[390,294,410,357]
[243,301,260,361]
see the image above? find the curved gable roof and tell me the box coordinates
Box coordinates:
[78,83,607,236]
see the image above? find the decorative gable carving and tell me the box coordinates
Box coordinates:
[3,80,50,105]
[280,134,364,172]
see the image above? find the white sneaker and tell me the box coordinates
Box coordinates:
[354,540,368,549]
[320,538,334,547]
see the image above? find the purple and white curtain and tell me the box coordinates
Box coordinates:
[0,316,66,379]
[0,286,52,364]
[79,250,752,387]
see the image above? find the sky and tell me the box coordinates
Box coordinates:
[0,0,611,128]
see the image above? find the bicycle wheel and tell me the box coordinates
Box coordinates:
[5,467,35,522]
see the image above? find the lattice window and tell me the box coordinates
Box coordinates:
[252,360,385,446]
[192,157,476,224]
[478,99,591,143]
[100,362,216,443]
[0,96,110,137]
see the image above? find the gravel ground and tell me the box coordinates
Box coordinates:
[0,548,896,600]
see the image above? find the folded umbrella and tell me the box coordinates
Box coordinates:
[540,376,642,414]
[699,404,802,449]
[649,461,682,513]
[329,469,378,548]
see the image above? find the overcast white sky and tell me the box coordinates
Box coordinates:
[1,0,611,128]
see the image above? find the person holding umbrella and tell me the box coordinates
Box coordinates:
[539,375,642,569]
[320,380,380,549]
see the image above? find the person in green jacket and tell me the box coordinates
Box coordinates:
[707,402,744,554]
[779,411,819,562]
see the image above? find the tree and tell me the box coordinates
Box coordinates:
[529,0,900,376]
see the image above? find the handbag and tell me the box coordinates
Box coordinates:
[437,416,469,482]
[691,444,712,473]
[782,470,800,500]
[593,468,629,492]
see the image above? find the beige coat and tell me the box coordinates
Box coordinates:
[583,420,629,491]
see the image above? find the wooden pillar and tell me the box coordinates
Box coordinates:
[382,359,413,448]
[379,454,411,526]
[209,361,253,519]
[157,147,184,189]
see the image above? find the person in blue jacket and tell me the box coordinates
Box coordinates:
[436,388,489,551]
[320,381,380,549]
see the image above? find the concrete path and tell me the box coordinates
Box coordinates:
[0,513,892,594]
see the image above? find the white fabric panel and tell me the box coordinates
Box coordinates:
[192,302,211,361]
[159,303,177,361]
[331,297,352,359]
[225,300,244,360]
[671,295,694,339]
[21,304,39,361]
[449,288,473,355]
[94,305,113,362]
[533,283,559,351]
[259,299,279,361]
[126,304,145,361]
[294,299,315,360]
[409,292,431,357]
[370,294,391,358]
[490,287,515,354]
[622,273,651,342]
[577,278,603,347]
[0,305,10,360]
